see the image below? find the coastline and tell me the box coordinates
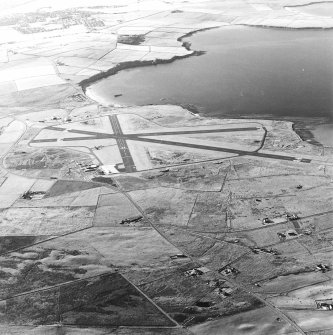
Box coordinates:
[293,119,333,146]
[81,43,332,149]
[1,2,333,333]
[79,54,204,92]
[80,24,333,94]
[204,110,331,147]
[85,85,332,148]
[285,1,333,9]
[78,27,221,93]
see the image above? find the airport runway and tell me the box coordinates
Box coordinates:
[109,115,137,173]
[122,135,312,163]
[30,120,312,166]
[126,127,260,137]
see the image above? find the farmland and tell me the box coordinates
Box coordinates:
[0,0,332,334]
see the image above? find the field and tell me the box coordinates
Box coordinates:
[0,0,332,333]
[0,105,331,334]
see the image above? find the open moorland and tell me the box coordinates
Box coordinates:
[0,0,332,334]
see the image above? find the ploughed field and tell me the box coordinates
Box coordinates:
[0,103,332,335]
[0,0,333,334]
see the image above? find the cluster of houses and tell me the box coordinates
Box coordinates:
[316,300,333,310]
[184,267,210,277]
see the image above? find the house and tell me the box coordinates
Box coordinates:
[316,300,333,310]
[98,165,119,175]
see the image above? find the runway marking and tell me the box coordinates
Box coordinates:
[30,118,312,166]
[109,115,137,173]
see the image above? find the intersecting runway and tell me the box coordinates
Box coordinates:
[109,115,137,173]
[30,115,312,172]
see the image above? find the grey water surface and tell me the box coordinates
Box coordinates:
[90,26,333,120]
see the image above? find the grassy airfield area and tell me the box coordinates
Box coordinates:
[0,0,332,334]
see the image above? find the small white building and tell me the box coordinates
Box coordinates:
[98,165,119,175]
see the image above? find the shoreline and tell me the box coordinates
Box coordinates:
[79,53,205,92]
[80,25,332,148]
[79,24,333,93]
[84,91,331,150]
[202,111,331,147]
[78,27,221,92]
[285,1,333,9]
[237,23,333,30]
[1,3,333,332]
